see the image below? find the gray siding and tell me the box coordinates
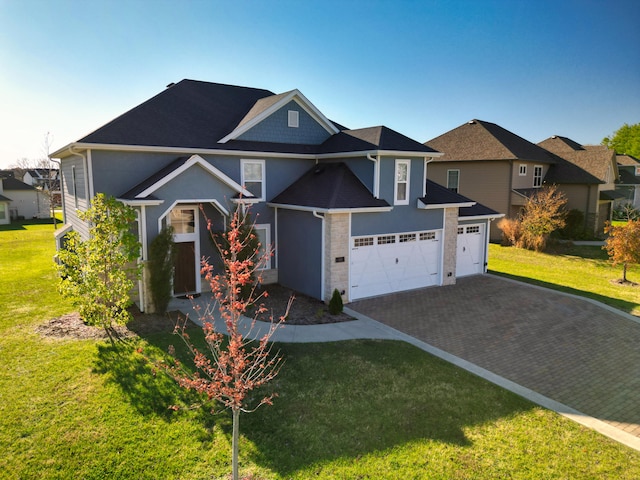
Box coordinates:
[238,101,332,145]
[378,156,425,205]
[277,209,322,299]
[352,208,443,236]
[61,155,89,239]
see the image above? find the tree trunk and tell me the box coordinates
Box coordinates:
[232,408,240,480]
[623,263,628,283]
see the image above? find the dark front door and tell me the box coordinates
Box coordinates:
[174,241,196,295]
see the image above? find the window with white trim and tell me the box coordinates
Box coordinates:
[447,169,460,193]
[420,231,436,241]
[519,164,527,176]
[394,160,410,205]
[241,159,265,201]
[533,165,543,187]
[288,110,299,128]
[399,233,416,243]
[254,224,271,269]
[0,204,6,220]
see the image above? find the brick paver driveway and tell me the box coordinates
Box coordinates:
[348,275,640,438]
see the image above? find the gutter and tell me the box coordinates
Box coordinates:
[367,153,380,198]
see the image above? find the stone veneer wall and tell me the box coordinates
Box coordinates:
[324,212,350,303]
[442,207,459,286]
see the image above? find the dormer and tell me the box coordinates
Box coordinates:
[218,89,339,145]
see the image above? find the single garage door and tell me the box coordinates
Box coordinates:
[456,224,485,277]
[350,230,441,300]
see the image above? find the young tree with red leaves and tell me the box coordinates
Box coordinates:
[604,220,640,283]
[165,205,292,480]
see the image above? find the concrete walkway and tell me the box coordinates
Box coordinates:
[169,275,640,452]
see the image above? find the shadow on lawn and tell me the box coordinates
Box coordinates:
[489,270,640,316]
[239,340,534,477]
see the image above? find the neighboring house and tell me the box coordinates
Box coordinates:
[425,120,609,240]
[537,136,622,233]
[51,79,500,312]
[22,168,61,209]
[0,179,10,225]
[615,154,640,209]
[0,175,48,221]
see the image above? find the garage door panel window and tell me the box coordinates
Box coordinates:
[354,237,374,247]
[378,235,396,245]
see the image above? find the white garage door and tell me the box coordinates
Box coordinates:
[350,230,441,301]
[456,224,485,277]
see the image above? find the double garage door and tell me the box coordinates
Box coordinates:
[350,230,442,301]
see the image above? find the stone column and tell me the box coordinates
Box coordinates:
[324,212,350,303]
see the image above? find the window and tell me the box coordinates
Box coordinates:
[71,165,78,208]
[533,165,543,187]
[636,166,640,176]
[457,227,464,235]
[394,160,410,205]
[354,237,374,247]
[377,235,396,245]
[288,110,299,128]
[241,160,265,201]
[466,225,480,234]
[519,164,527,176]
[447,169,460,193]
[0,204,5,220]
[170,208,195,234]
[399,233,416,243]
[254,224,271,269]
[420,231,436,241]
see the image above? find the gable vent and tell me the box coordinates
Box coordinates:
[288,110,299,128]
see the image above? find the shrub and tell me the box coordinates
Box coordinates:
[613,203,640,221]
[497,217,522,247]
[328,288,344,315]
[558,209,585,239]
[148,226,176,314]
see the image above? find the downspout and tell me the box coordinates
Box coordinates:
[423,156,435,196]
[313,211,325,301]
[367,153,380,198]
[274,208,279,269]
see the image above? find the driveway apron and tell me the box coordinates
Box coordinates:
[348,275,640,440]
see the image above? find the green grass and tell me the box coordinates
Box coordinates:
[1,222,639,478]
[488,243,640,317]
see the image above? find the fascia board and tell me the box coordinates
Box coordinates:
[317,150,444,160]
[119,199,165,206]
[417,199,476,210]
[267,202,393,214]
[135,154,252,199]
[461,213,505,221]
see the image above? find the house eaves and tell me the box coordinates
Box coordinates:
[266,202,393,214]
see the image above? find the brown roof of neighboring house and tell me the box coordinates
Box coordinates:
[617,154,640,166]
[538,136,616,183]
[425,119,557,164]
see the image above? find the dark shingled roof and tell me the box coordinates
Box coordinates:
[538,137,616,183]
[1,177,35,190]
[320,126,439,154]
[0,193,12,202]
[543,154,603,185]
[617,154,640,166]
[269,162,390,210]
[425,119,556,164]
[119,157,191,200]
[75,79,428,156]
[420,179,500,217]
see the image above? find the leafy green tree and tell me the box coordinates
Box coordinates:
[148,226,176,314]
[602,123,640,158]
[58,194,141,340]
[603,220,640,283]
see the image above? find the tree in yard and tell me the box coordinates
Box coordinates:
[498,185,567,251]
[163,205,292,480]
[603,220,640,283]
[57,194,141,341]
[602,122,640,158]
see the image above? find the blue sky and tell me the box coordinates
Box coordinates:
[1,0,638,168]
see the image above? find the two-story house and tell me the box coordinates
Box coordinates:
[51,80,500,312]
[425,120,605,240]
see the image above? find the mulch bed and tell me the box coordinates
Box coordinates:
[37,284,352,340]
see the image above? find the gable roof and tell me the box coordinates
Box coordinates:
[417,179,475,209]
[268,162,391,212]
[538,136,616,183]
[617,154,640,166]
[425,119,556,164]
[119,154,251,201]
[219,89,340,143]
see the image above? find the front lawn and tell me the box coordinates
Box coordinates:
[488,243,640,317]
[1,223,638,478]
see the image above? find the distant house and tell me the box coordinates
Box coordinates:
[537,136,623,231]
[615,154,640,209]
[425,119,603,240]
[0,175,49,221]
[51,79,500,312]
